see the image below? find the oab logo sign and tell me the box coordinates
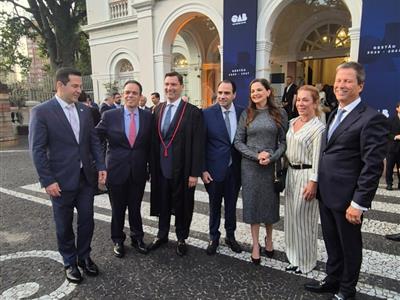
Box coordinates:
[231,13,247,26]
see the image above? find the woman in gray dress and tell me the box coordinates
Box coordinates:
[234,78,287,264]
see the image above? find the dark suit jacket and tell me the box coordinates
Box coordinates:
[282,83,298,115]
[150,101,204,216]
[96,107,153,185]
[387,114,400,153]
[100,103,116,115]
[29,98,105,191]
[202,103,244,182]
[318,101,389,211]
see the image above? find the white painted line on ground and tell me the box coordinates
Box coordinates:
[21,183,400,237]
[0,150,30,153]
[5,185,400,282]
[0,186,398,300]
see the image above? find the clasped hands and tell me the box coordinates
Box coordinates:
[258,151,270,166]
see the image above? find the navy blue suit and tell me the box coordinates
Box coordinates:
[203,103,244,241]
[318,101,388,296]
[29,97,105,266]
[96,107,152,243]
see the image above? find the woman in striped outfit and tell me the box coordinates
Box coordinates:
[284,85,325,274]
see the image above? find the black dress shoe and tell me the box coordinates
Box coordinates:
[65,264,82,284]
[304,280,339,294]
[225,237,242,253]
[385,233,400,242]
[176,240,187,256]
[285,264,298,272]
[331,292,355,300]
[294,267,302,274]
[78,257,99,276]
[147,237,168,251]
[131,239,149,254]
[386,184,393,190]
[206,240,219,255]
[113,242,125,258]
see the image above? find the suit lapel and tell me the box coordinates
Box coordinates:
[326,102,366,147]
[214,104,231,143]
[76,103,85,143]
[119,108,131,147]
[51,98,78,143]
[165,101,183,138]
[135,108,144,145]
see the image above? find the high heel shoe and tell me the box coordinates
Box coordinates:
[264,237,274,258]
[251,243,261,265]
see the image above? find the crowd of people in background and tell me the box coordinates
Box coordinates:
[28,62,397,300]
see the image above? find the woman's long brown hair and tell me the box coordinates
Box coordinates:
[246,78,283,128]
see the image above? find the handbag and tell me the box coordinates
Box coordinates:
[274,157,287,193]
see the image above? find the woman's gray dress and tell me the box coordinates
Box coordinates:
[234,108,287,224]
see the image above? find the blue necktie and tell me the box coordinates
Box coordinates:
[224,110,231,142]
[162,104,172,136]
[328,108,345,141]
[67,104,80,143]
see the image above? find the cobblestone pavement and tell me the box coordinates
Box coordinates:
[1,137,399,299]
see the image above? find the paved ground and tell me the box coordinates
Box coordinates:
[1,137,399,299]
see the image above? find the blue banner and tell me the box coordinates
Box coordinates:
[358,0,400,117]
[223,0,258,108]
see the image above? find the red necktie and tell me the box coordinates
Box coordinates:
[128,112,136,147]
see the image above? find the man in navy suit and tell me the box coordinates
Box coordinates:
[29,67,107,284]
[202,80,244,255]
[304,62,389,300]
[96,80,152,257]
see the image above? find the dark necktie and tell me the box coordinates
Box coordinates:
[224,110,231,142]
[162,104,172,136]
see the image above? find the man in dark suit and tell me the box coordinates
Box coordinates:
[29,67,107,284]
[150,92,160,113]
[304,62,389,300]
[385,102,400,190]
[139,95,152,111]
[99,94,116,115]
[202,79,244,255]
[96,80,152,258]
[148,71,204,256]
[281,75,298,119]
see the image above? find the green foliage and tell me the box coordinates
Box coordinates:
[103,81,120,94]
[0,0,91,75]
[0,12,34,74]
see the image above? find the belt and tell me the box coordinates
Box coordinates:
[289,163,312,169]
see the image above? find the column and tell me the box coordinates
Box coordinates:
[133,0,155,95]
[256,40,273,79]
[349,26,361,61]
[153,54,172,99]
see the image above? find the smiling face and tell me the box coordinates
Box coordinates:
[296,89,317,118]
[56,75,82,104]
[123,83,141,109]
[334,68,364,107]
[164,75,183,102]
[250,81,271,108]
[217,82,236,109]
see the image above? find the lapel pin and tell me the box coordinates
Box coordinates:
[80,109,83,112]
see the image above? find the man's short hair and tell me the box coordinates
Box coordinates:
[123,80,143,94]
[55,67,81,85]
[112,92,121,98]
[217,79,237,94]
[396,102,400,108]
[336,61,366,84]
[165,71,183,85]
[151,92,160,98]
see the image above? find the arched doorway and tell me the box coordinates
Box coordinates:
[155,5,222,108]
[268,0,351,98]
[170,15,220,107]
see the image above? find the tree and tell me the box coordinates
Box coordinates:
[0,0,89,74]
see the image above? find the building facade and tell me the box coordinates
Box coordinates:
[84,0,362,107]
